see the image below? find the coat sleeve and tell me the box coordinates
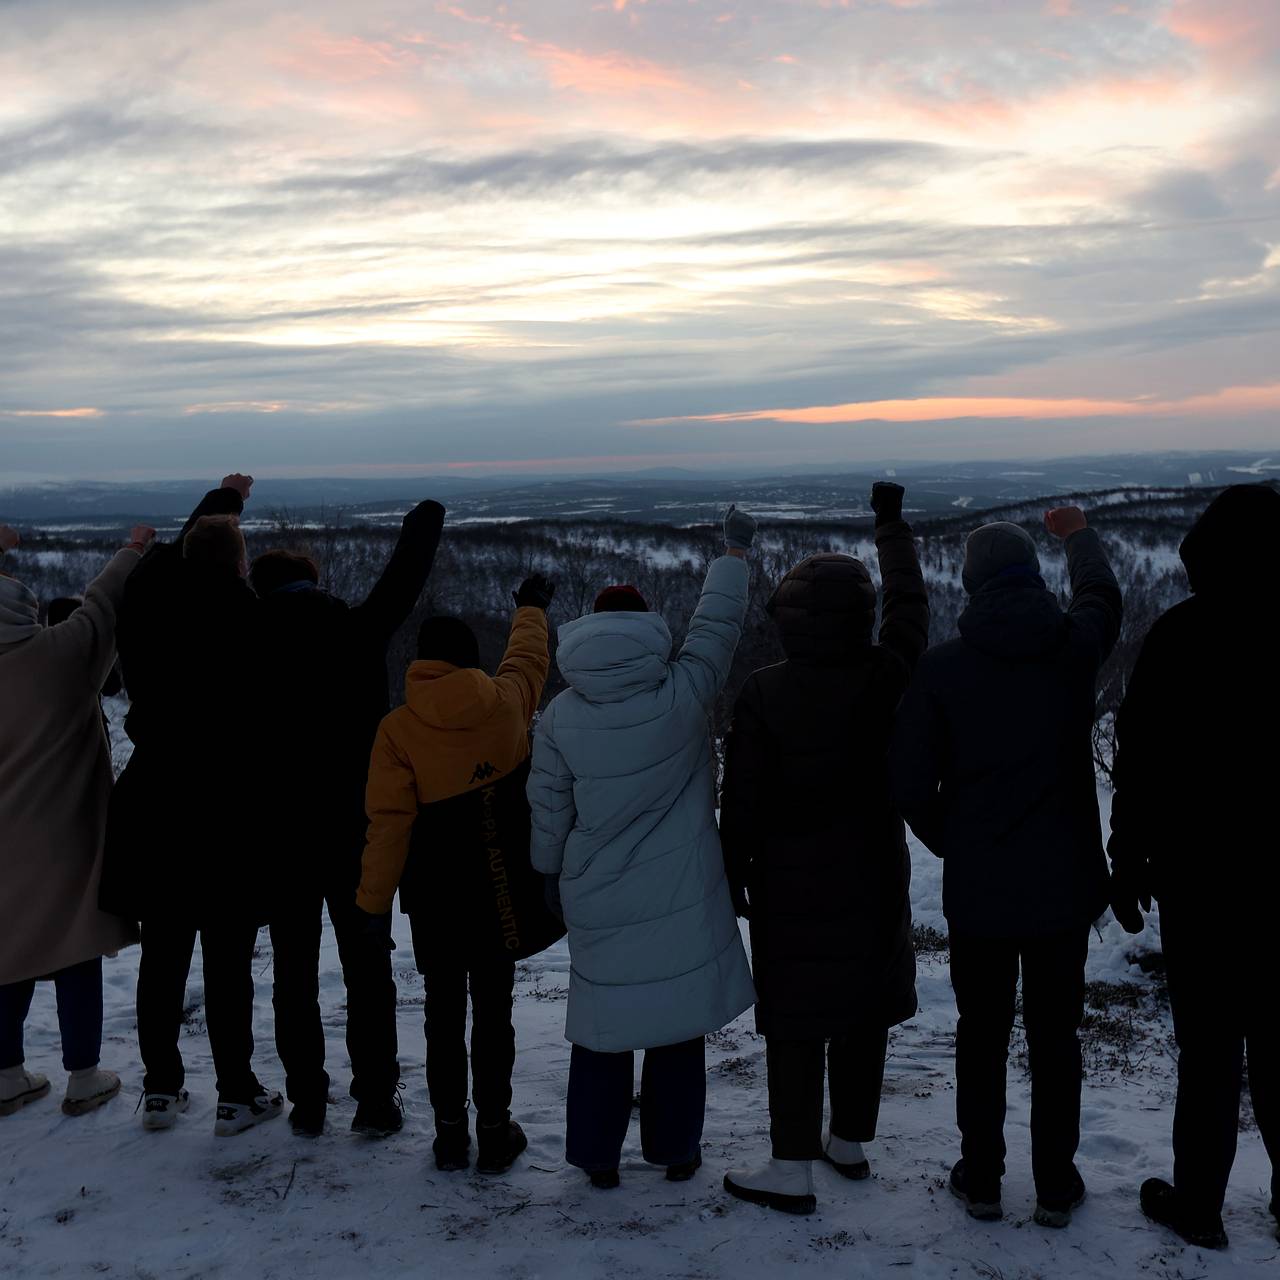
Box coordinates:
[673,554,750,712]
[354,500,445,646]
[528,703,575,877]
[357,724,420,914]
[51,549,140,692]
[494,607,551,724]
[1063,528,1123,668]
[719,679,769,904]
[177,486,245,544]
[873,518,930,673]
[889,664,947,856]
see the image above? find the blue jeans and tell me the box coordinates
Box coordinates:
[0,957,103,1072]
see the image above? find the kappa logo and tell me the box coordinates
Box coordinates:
[469,761,500,784]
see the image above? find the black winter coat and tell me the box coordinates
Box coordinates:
[255,501,444,882]
[720,519,930,1039]
[1109,484,1280,915]
[890,528,1122,939]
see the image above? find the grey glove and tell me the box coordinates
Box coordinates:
[723,504,757,552]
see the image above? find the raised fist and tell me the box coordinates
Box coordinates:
[221,473,254,501]
[723,504,757,552]
[514,574,556,611]
[870,481,905,525]
[1044,507,1087,540]
[128,525,157,551]
[0,525,18,554]
[403,499,446,532]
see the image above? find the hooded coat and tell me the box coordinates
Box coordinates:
[528,555,756,1054]
[1109,484,1280,911]
[0,551,141,985]
[890,528,1123,938]
[720,519,929,1038]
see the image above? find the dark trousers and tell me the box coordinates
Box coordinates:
[949,927,1089,1198]
[0,957,103,1073]
[766,1029,889,1161]
[410,916,516,1124]
[270,889,400,1105]
[1163,910,1279,1215]
[136,919,261,1102]
[566,1038,706,1173]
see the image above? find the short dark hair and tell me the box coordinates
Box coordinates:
[417,616,481,668]
[249,549,320,597]
[183,514,246,571]
[46,596,83,626]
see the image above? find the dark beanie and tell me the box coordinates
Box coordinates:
[417,616,481,668]
[962,521,1041,595]
[593,584,649,613]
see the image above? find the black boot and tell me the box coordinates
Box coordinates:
[289,1099,327,1138]
[666,1152,702,1183]
[351,1089,404,1139]
[1033,1165,1086,1229]
[434,1116,472,1172]
[590,1169,621,1190]
[950,1159,1003,1221]
[476,1119,528,1175]
[1139,1179,1228,1250]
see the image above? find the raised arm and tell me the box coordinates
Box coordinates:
[719,678,770,918]
[355,499,446,644]
[356,725,420,915]
[496,575,555,722]
[528,704,575,877]
[176,475,250,544]
[888,667,948,857]
[1045,508,1123,667]
[870,483,929,671]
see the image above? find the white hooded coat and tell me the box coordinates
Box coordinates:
[528,555,756,1053]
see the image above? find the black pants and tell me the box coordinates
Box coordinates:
[1163,909,1279,1215]
[270,887,400,1105]
[566,1038,705,1173]
[136,919,261,1102]
[766,1029,889,1161]
[949,927,1089,1198]
[410,918,516,1125]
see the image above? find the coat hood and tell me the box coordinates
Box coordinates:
[768,553,876,661]
[958,577,1066,660]
[403,660,500,730]
[555,609,673,703]
[0,575,41,649]
[1180,483,1280,594]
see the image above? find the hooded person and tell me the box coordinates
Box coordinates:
[719,482,929,1215]
[890,506,1122,1229]
[527,507,758,1191]
[1108,483,1280,1251]
[356,577,559,1175]
[0,522,153,1120]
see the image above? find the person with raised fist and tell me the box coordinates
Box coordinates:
[0,523,154,1120]
[528,506,758,1192]
[355,573,559,1173]
[721,481,929,1216]
[891,505,1121,1229]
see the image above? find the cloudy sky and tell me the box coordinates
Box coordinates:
[2,0,1278,480]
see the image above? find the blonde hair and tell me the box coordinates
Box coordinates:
[183,514,246,571]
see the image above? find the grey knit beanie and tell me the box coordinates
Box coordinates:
[962,522,1040,595]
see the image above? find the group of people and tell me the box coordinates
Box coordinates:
[0,474,1275,1254]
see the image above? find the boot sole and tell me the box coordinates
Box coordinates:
[0,1081,52,1116]
[950,1180,1002,1221]
[823,1153,871,1181]
[724,1174,817,1216]
[62,1079,122,1117]
[352,1123,402,1139]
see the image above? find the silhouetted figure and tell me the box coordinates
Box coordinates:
[891,506,1122,1228]
[1109,483,1280,1250]
[357,576,559,1174]
[719,482,929,1215]
[528,507,758,1191]
[102,477,283,1136]
[250,500,445,1140]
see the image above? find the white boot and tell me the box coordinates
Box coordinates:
[823,1131,870,1180]
[62,1067,121,1116]
[0,1066,51,1116]
[724,1158,817,1215]
[142,1089,191,1131]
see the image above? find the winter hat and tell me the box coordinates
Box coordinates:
[767,553,877,658]
[1179,483,1280,594]
[0,575,41,647]
[962,522,1041,595]
[593,584,649,613]
[417,615,481,668]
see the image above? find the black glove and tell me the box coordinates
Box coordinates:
[1108,860,1151,935]
[403,499,446,533]
[514,574,556,610]
[870,482,905,526]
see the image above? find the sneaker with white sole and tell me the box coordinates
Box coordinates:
[0,1066,51,1117]
[724,1158,817,1215]
[214,1089,283,1137]
[142,1089,192,1131]
[62,1068,122,1116]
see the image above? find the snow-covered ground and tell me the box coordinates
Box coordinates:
[3,791,1275,1278]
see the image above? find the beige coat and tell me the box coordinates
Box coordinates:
[0,550,141,985]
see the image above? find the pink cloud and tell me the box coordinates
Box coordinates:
[0,407,103,419]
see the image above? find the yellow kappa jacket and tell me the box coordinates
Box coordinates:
[356,606,550,914]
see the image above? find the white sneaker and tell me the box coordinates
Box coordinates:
[0,1066,51,1117]
[62,1067,122,1116]
[723,1158,817,1215]
[215,1089,283,1137]
[142,1089,192,1131]
[823,1131,871,1180]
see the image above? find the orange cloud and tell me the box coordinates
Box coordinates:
[1,407,103,419]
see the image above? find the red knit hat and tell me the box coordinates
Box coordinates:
[593,584,649,613]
